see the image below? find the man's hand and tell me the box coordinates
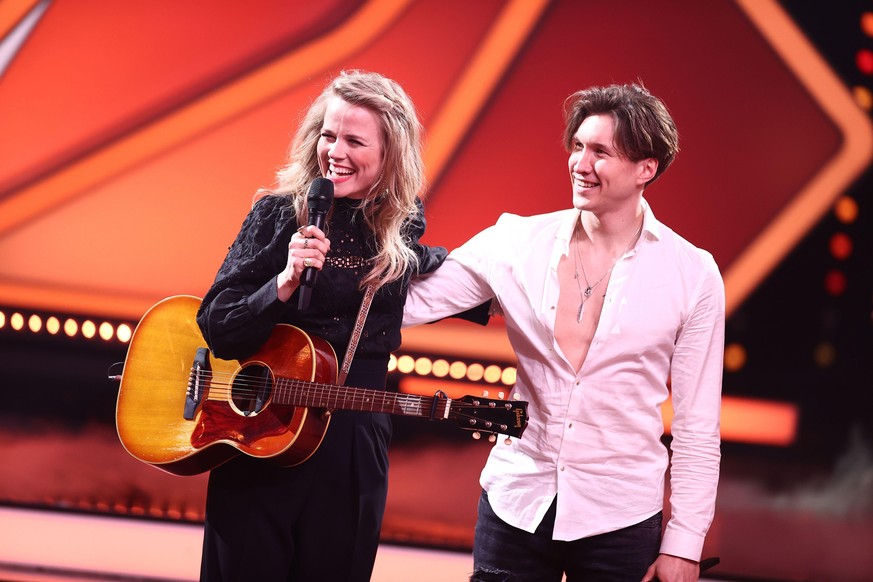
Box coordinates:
[641,553,699,582]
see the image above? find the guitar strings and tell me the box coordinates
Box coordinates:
[174,369,514,419]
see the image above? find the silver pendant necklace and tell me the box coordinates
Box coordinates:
[572,218,644,323]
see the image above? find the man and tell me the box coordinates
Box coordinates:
[403,83,724,581]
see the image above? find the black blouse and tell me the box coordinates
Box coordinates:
[195,194,447,366]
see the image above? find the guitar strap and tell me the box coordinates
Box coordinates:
[337,282,377,386]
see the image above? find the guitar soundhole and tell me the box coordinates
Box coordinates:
[231,363,273,417]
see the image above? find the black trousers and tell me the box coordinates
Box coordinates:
[199,362,392,582]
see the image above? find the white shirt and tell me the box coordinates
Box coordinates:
[403,200,724,561]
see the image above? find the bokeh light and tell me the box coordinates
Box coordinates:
[824,269,847,296]
[857,48,873,74]
[829,232,853,260]
[724,343,747,372]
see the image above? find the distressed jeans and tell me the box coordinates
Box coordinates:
[471,491,662,582]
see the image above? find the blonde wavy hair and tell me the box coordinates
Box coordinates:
[264,70,426,290]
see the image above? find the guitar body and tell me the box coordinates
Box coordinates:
[116,295,338,476]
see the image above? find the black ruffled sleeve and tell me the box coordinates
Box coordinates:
[195,195,297,359]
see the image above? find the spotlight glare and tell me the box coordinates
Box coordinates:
[431,359,450,377]
[834,196,859,224]
[853,86,873,111]
[397,355,415,374]
[824,270,847,296]
[82,320,97,339]
[466,363,485,382]
[813,342,836,368]
[449,361,467,380]
[99,322,115,341]
[414,357,433,376]
[28,314,43,333]
[64,318,78,337]
[501,367,517,385]
[856,48,873,75]
[484,365,502,383]
[116,324,133,343]
[829,232,853,260]
[862,12,873,37]
[724,343,747,372]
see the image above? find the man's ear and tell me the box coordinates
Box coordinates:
[638,158,658,185]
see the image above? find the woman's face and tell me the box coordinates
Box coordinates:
[317,96,384,200]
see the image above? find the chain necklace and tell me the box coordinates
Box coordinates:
[572,218,644,323]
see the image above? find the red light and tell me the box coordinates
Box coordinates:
[857,49,873,75]
[824,269,847,296]
[829,232,853,260]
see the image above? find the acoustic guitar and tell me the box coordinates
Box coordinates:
[115,295,528,476]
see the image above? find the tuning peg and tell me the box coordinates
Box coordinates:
[482,390,490,397]
[498,391,505,399]
[488,434,497,443]
[504,437,512,445]
[472,431,482,440]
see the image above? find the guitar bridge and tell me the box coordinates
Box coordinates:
[184,347,210,420]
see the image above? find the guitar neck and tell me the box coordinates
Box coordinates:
[273,377,449,420]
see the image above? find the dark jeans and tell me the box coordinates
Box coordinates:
[471,491,662,582]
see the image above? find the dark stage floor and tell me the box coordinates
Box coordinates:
[1,420,872,581]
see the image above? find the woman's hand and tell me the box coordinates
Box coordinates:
[277,225,331,302]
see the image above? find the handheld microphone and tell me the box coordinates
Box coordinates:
[297,177,334,310]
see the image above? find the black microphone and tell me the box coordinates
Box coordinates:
[297,177,334,310]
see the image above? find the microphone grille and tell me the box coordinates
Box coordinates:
[307,177,334,213]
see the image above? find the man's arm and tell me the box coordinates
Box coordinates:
[660,255,726,561]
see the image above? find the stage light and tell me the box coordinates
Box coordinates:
[396,354,415,374]
[834,195,859,223]
[431,359,450,377]
[82,320,96,339]
[724,343,747,372]
[27,314,42,333]
[46,316,60,335]
[414,356,432,376]
[501,367,517,386]
[856,48,873,74]
[853,85,873,110]
[464,363,483,382]
[11,312,24,331]
[64,318,78,337]
[813,342,836,368]
[861,11,873,37]
[447,360,466,380]
[116,323,133,343]
[829,232,853,260]
[824,269,848,296]
[484,365,502,383]
[99,322,115,341]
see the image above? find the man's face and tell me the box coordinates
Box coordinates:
[567,114,655,213]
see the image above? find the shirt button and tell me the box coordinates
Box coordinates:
[560,466,565,471]
[568,422,573,429]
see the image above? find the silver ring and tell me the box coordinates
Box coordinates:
[303,258,313,268]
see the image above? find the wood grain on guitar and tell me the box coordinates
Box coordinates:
[115,296,529,476]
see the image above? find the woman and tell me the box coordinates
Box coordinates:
[195,70,445,581]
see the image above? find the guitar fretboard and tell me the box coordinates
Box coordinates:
[274,378,450,419]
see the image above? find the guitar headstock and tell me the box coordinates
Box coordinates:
[449,393,528,440]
